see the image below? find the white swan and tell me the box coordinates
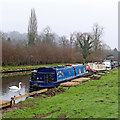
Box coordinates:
[9,82,22,90]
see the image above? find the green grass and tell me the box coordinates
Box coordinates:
[2,69,118,118]
[1,63,73,71]
[1,63,72,70]
[1,72,31,78]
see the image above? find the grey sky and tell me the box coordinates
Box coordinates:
[1,0,118,49]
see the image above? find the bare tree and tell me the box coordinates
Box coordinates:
[28,8,37,46]
[69,33,76,62]
[41,26,56,45]
[70,32,76,47]
[92,23,103,51]
[59,36,69,47]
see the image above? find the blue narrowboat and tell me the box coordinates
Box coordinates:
[30,64,88,88]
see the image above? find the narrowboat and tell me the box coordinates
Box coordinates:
[30,64,88,88]
[86,63,107,72]
[103,60,112,70]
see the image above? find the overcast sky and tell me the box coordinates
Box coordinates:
[0,0,118,49]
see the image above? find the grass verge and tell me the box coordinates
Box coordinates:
[1,69,118,118]
[1,63,73,71]
[2,72,31,78]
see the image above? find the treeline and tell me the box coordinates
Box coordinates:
[2,24,115,66]
[2,40,83,66]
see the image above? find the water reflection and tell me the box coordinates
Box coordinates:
[2,75,30,102]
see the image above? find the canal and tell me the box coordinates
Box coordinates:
[2,75,31,103]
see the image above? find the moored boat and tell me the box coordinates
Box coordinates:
[30,64,88,88]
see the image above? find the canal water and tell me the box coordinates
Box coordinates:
[2,75,31,103]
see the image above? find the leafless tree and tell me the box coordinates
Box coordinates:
[40,26,56,45]
[70,32,76,47]
[92,23,103,51]
[59,36,69,47]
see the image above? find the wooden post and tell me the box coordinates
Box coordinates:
[10,98,12,108]
[13,96,16,104]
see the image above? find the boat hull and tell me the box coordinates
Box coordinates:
[30,72,88,88]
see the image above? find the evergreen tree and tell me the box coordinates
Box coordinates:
[77,33,93,60]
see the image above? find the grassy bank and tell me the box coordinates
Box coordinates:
[2,69,118,118]
[2,72,31,78]
[1,63,73,71]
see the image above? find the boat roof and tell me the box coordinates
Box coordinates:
[36,64,85,71]
[72,64,83,67]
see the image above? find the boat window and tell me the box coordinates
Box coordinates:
[83,68,86,72]
[31,72,37,81]
[44,74,48,83]
[79,68,81,74]
[48,74,54,82]
[43,74,54,83]
[73,67,76,76]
